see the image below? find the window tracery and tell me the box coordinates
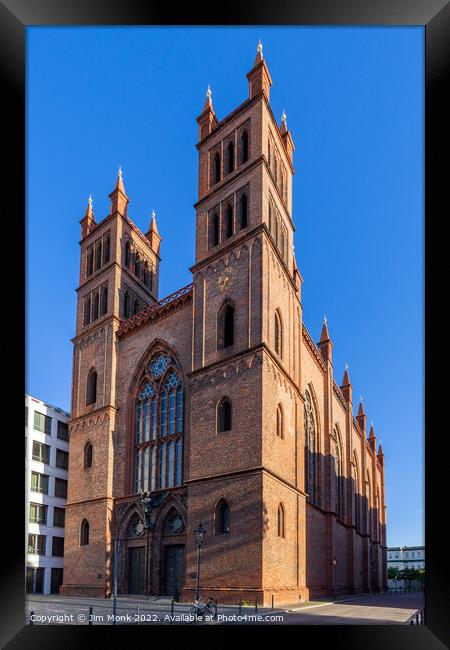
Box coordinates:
[133,352,184,493]
[304,389,318,506]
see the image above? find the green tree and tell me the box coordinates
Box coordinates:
[388,566,401,579]
[400,567,418,590]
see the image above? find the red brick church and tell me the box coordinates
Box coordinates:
[61,43,387,604]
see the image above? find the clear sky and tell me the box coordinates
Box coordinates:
[26,26,424,548]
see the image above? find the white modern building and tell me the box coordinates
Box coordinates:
[387,546,425,571]
[25,394,70,595]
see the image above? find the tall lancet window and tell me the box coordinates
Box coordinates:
[133,352,184,494]
[332,430,343,520]
[241,130,249,163]
[352,457,360,531]
[226,141,234,174]
[214,152,221,184]
[304,389,318,506]
[365,473,372,537]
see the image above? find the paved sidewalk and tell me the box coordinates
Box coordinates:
[25,591,424,625]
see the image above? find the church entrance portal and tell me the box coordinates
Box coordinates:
[163,545,185,597]
[128,547,145,594]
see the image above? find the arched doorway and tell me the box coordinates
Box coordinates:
[126,513,146,595]
[115,498,187,597]
[160,508,186,598]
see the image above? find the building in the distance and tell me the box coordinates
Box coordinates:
[61,43,387,604]
[25,394,70,594]
[387,546,425,571]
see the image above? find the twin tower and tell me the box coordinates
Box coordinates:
[61,43,386,603]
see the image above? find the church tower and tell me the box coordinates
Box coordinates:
[186,43,306,604]
[61,170,161,596]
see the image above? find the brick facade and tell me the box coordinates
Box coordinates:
[60,45,387,605]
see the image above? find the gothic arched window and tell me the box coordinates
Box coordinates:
[80,519,89,546]
[86,247,94,277]
[376,488,381,541]
[225,204,233,239]
[124,291,130,318]
[101,286,108,316]
[365,473,372,537]
[86,369,97,406]
[226,141,234,174]
[241,130,249,164]
[103,235,110,265]
[276,404,284,438]
[214,152,221,184]
[92,291,99,321]
[215,500,230,534]
[211,212,219,248]
[135,252,141,278]
[217,302,235,349]
[95,239,102,271]
[133,299,139,316]
[84,295,91,326]
[277,503,286,538]
[125,241,132,268]
[143,262,150,288]
[280,227,285,262]
[217,398,232,433]
[304,389,318,506]
[133,352,184,493]
[333,430,343,520]
[84,442,93,469]
[239,194,248,229]
[274,310,283,358]
[352,455,360,531]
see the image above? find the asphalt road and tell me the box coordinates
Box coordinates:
[261,593,425,625]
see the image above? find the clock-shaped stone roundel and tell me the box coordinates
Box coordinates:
[167,514,184,533]
[129,517,145,537]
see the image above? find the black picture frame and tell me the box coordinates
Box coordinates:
[3,0,448,647]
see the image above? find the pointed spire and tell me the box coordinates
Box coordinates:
[114,166,127,194]
[317,315,333,364]
[356,396,367,433]
[247,40,272,101]
[85,194,94,217]
[202,85,213,112]
[320,315,330,342]
[197,84,218,141]
[368,421,377,451]
[150,209,159,235]
[357,397,365,416]
[377,443,384,456]
[342,363,351,386]
[279,106,295,164]
[340,363,352,403]
[145,208,161,256]
[109,166,129,216]
[80,193,97,238]
[254,38,264,65]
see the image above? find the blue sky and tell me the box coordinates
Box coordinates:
[26,27,424,548]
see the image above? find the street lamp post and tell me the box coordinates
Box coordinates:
[331,558,337,598]
[194,522,206,602]
[139,490,155,597]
